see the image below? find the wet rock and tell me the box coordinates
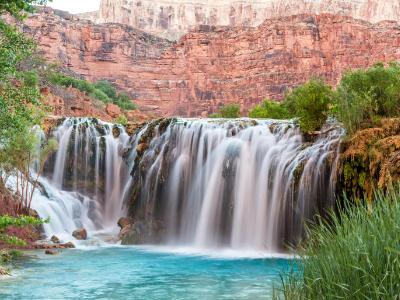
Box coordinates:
[120,225,142,245]
[50,235,60,244]
[136,143,147,155]
[61,242,76,249]
[117,217,132,229]
[112,125,121,138]
[0,267,9,276]
[45,249,59,255]
[72,228,87,240]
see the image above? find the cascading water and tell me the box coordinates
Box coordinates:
[7,118,131,240]
[15,117,342,252]
[126,118,343,251]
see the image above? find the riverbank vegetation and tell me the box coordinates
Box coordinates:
[279,187,400,299]
[0,0,51,262]
[249,63,400,134]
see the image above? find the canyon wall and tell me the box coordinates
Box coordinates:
[22,8,400,116]
[96,0,400,40]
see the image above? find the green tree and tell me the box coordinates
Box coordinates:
[284,79,333,132]
[248,99,290,119]
[0,0,48,19]
[334,63,400,134]
[210,104,241,118]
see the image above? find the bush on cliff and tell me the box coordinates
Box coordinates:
[279,187,400,299]
[334,62,400,134]
[49,74,137,110]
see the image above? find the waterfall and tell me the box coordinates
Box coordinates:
[15,117,342,251]
[127,118,343,251]
[9,118,131,239]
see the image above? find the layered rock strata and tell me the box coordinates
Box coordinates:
[21,8,400,116]
[96,0,400,40]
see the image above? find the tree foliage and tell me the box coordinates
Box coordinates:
[48,73,137,110]
[210,104,241,118]
[0,0,48,19]
[284,79,333,132]
[248,99,289,119]
[0,215,47,247]
[334,63,400,134]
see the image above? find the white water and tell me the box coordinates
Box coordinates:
[128,118,343,251]
[8,118,130,241]
[7,117,342,252]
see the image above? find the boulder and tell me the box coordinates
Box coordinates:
[106,103,121,118]
[45,249,58,255]
[72,228,87,240]
[112,125,121,138]
[117,217,132,229]
[61,242,76,249]
[120,226,141,245]
[50,235,60,244]
[0,267,9,276]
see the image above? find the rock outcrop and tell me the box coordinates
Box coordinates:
[96,0,400,40]
[72,228,88,240]
[22,8,400,116]
[339,118,400,200]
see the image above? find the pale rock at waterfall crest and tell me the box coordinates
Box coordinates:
[94,0,400,40]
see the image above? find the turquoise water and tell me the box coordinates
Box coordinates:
[0,246,291,300]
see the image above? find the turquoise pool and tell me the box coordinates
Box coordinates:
[0,246,291,299]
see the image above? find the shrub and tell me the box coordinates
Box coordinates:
[284,79,333,132]
[280,187,400,299]
[248,99,290,119]
[116,115,128,125]
[210,104,241,118]
[94,80,117,99]
[334,63,400,134]
[22,71,39,88]
[114,92,136,110]
[0,215,47,247]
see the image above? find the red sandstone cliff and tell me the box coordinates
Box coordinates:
[95,0,400,41]
[21,8,400,117]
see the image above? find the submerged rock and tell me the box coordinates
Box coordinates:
[72,228,87,240]
[50,235,60,244]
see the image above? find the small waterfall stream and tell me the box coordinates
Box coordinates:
[9,118,131,239]
[18,117,342,251]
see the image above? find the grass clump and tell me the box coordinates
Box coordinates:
[280,187,400,299]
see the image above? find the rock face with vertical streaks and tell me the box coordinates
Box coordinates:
[95,0,400,40]
[20,8,400,116]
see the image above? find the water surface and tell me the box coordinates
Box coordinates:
[0,247,291,300]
